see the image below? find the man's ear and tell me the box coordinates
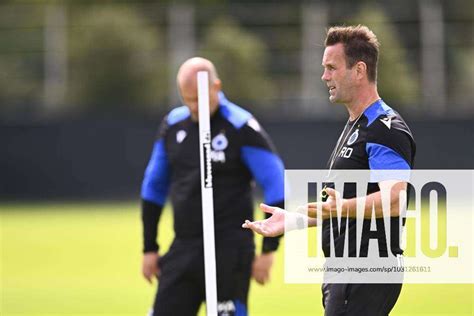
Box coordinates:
[213,79,222,91]
[355,61,368,81]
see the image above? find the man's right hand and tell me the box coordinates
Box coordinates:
[142,252,160,284]
[242,203,286,237]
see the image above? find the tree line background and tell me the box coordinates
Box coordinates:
[0,0,472,120]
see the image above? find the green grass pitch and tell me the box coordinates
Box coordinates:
[1,202,472,315]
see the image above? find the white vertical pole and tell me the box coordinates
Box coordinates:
[419,0,446,115]
[168,4,195,106]
[197,71,218,316]
[44,4,67,112]
[301,2,328,116]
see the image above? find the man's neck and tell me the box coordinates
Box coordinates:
[345,85,380,121]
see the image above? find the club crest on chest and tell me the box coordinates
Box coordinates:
[347,129,359,146]
[210,132,227,163]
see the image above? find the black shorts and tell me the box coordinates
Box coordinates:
[151,238,254,316]
[322,283,402,316]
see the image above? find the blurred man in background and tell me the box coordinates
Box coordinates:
[140,57,285,316]
[243,25,416,315]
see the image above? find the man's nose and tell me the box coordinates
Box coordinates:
[321,70,329,81]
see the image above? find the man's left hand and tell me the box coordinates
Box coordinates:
[252,252,274,285]
[306,187,346,219]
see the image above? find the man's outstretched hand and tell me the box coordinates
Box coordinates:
[242,203,285,237]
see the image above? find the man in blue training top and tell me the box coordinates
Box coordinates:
[141,57,285,316]
[243,25,416,316]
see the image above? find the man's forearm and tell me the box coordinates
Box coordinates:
[343,182,406,218]
[141,199,163,253]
